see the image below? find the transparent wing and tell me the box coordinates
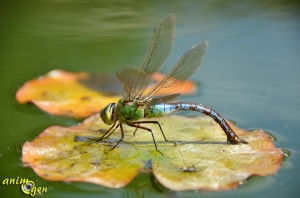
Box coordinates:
[146,93,180,105]
[116,67,152,98]
[140,13,175,75]
[143,41,209,100]
[117,14,176,99]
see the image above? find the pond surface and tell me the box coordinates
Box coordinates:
[0,0,299,197]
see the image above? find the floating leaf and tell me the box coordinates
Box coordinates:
[22,115,283,191]
[16,70,196,118]
[16,70,119,118]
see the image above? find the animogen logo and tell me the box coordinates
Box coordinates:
[2,177,47,197]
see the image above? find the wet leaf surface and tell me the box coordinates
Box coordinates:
[22,115,283,191]
[16,70,196,118]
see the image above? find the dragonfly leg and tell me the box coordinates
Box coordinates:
[130,121,176,145]
[127,122,164,155]
[96,121,119,142]
[102,124,120,140]
[133,124,139,136]
[109,124,125,150]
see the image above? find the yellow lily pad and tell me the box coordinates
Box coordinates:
[22,115,283,191]
[16,70,196,118]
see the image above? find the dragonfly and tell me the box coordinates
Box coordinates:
[98,14,248,154]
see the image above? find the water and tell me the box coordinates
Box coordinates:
[0,0,299,197]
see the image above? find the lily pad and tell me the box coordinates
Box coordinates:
[16,70,196,118]
[22,115,283,191]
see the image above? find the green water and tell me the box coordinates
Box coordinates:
[0,0,299,197]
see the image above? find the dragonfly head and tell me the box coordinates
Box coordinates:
[100,103,116,125]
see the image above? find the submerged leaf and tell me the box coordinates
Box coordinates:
[16,70,196,118]
[22,115,283,191]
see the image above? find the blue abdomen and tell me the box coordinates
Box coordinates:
[145,103,178,118]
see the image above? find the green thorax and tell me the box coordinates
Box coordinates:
[115,99,146,123]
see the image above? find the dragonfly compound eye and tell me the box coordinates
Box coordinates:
[100,103,116,125]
